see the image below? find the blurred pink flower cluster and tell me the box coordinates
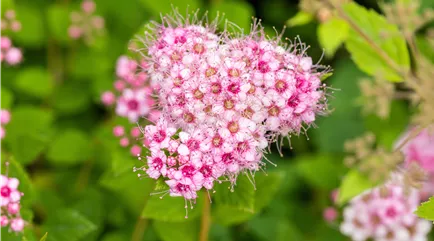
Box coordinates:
[1,109,11,139]
[128,11,329,209]
[340,181,431,241]
[1,10,22,66]
[0,174,25,232]
[402,128,434,196]
[69,0,105,43]
[101,56,160,156]
[112,125,145,157]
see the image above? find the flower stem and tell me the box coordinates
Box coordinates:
[394,124,427,152]
[199,193,211,241]
[131,216,148,241]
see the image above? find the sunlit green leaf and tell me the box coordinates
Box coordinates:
[415,196,434,221]
[337,170,376,205]
[317,17,349,57]
[1,0,15,14]
[343,2,410,82]
[286,11,313,27]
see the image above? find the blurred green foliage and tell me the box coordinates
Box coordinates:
[1,0,432,241]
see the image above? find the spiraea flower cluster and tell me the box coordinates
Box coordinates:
[1,10,22,66]
[69,0,105,44]
[101,56,160,156]
[112,125,145,157]
[400,126,434,199]
[1,109,11,139]
[340,180,432,241]
[1,175,24,232]
[131,10,330,208]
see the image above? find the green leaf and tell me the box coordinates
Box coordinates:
[15,68,54,98]
[415,35,434,63]
[100,232,130,241]
[317,17,349,57]
[67,49,111,79]
[286,11,313,27]
[10,133,48,165]
[2,225,36,241]
[139,0,200,16]
[212,172,284,226]
[1,0,15,14]
[343,2,410,82]
[47,129,92,165]
[14,6,46,47]
[73,188,105,240]
[42,209,97,241]
[142,193,203,221]
[1,88,14,109]
[6,106,53,137]
[214,175,255,213]
[52,82,91,115]
[364,101,410,149]
[46,4,71,44]
[312,59,366,152]
[248,215,302,241]
[296,155,344,190]
[40,233,48,241]
[337,170,376,205]
[100,170,154,214]
[415,196,434,221]
[153,220,198,241]
[253,172,284,212]
[210,1,254,33]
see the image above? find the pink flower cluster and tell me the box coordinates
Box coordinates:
[1,175,24,232]
[102,56,159,123]
[1,109,11,139]
[400,127,434,199]
[133,12,329,206]
[101,56,160,156]
[340,181,431,241]
[69,0,105,43]
[112,125,144,156]
[1,10,22,66]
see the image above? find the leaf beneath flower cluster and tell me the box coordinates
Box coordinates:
[212,171,284,226]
